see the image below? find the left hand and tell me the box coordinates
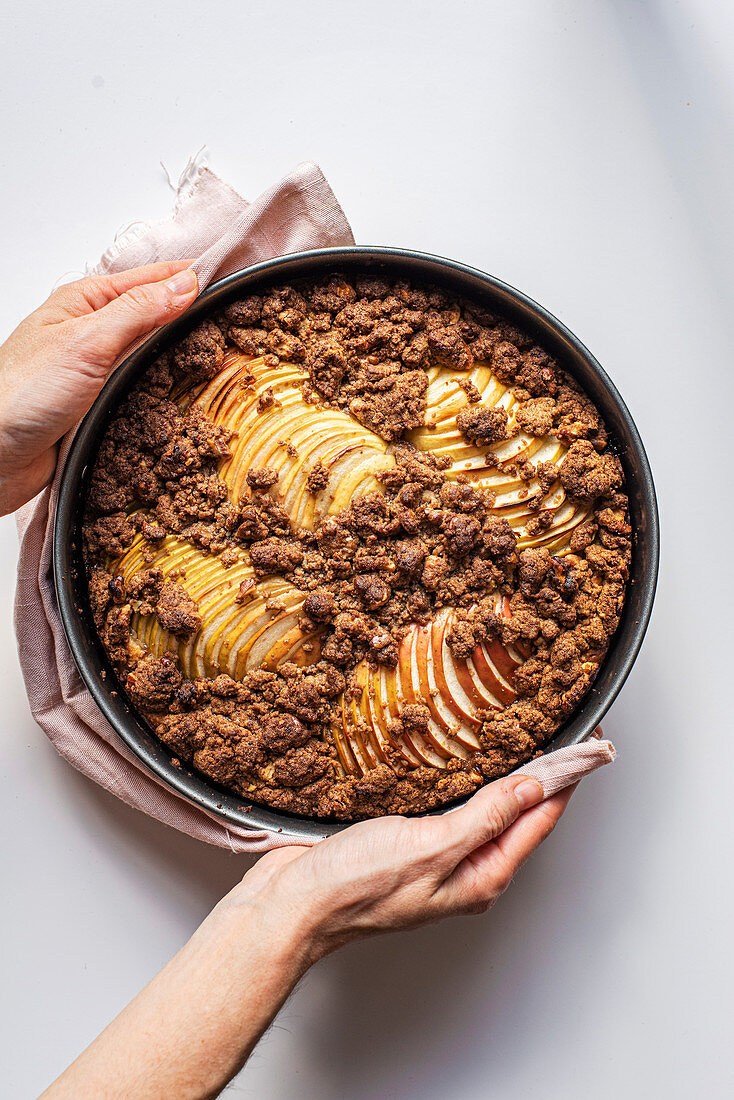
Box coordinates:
[0,261,199,515]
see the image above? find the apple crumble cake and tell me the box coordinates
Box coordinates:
[82,274,630,820]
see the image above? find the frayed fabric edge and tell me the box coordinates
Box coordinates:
[91,148,210,276]
[163,145,209,215]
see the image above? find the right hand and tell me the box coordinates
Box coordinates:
[226,773,575,958]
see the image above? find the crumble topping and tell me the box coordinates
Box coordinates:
[82,274,630,820]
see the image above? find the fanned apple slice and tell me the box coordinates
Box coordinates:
[112,534,321,680]
[365,669,420,767]
[517,498,594,554]
[332,602,522,776]
[330,705,361,777]
[429,609,484,741]
[422,363,502,426]
[413,362,530,466]
[410,360,594,548]
[353,671,391,768]
[178,352,395,530]
[398,629,458,762]
[342,665,380,774]
[412,366,539,494]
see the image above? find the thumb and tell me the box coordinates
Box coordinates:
[436,774,545,871]
[76,268,199,367]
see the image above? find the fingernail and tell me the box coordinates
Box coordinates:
[165,269,198,298]
[514,778,544,810]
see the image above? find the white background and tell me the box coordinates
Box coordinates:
[1,2,732,1097]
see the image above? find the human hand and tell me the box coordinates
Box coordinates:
[0,260,199,515]
[43,776,575,1099]
[228,773,575,959]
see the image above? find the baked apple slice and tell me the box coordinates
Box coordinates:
[333,600,523,777]
[180,352,395,530]
[409,361,591,549]
[112,534,321,681]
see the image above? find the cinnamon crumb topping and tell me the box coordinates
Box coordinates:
[82,274,630,821]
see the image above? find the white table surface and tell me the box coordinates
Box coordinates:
[2,2,732,1096]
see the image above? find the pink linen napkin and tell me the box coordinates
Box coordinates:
[13,160,615,852]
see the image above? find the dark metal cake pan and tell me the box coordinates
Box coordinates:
[53,247,659,842]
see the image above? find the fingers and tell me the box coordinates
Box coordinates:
[434,774,544,871]
[88,261,199,303]
[437,785,575,914]
[40,261,197,320]
[491,783,576,870]
[73,268,199,367]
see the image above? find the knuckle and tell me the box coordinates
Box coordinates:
[85,274,117,300]
[46,284,67,306]
[461,891,494,917]
[413,819,445,852]
[491,848,517,895]
[407,819,455,866]
[45,282,77,311]
[482,799,512,838]
[473,779,523,839]
[51,273,96,301]
[123,284,161,312]
[491,863,515,896]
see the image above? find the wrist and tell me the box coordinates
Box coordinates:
[253,869,351,964]
[210,874,324,977]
